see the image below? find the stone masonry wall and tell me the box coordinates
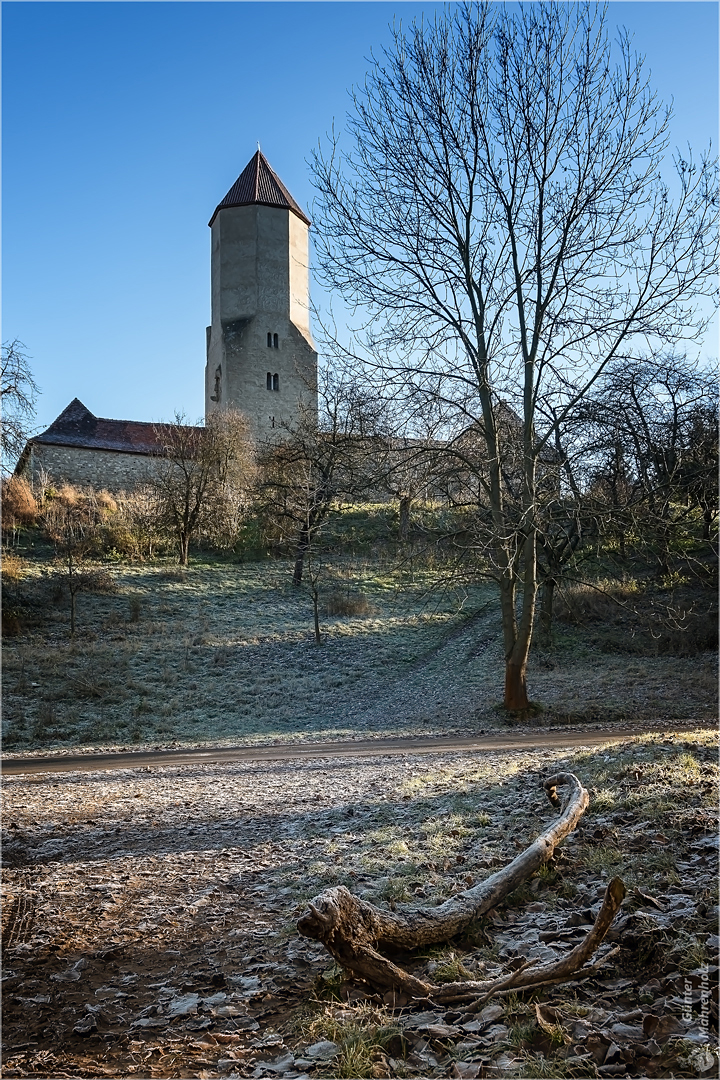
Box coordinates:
[23,444,159,493]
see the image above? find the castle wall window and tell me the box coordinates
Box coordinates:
[266,372,272,391]
[267,332,272,347]
[273,333,279,348]
[272,373,279,392]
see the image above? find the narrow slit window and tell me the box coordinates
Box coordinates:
[266,372,272,391]
[272,373,279,392]
[267,332,272,348]
[273,333,279,349]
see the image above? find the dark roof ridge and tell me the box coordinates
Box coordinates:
[32,401,202,457]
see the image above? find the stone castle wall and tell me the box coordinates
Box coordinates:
[21,444,159,493]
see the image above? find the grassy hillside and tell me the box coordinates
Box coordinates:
[1,541,716,754]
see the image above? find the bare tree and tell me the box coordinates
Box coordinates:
[41,486,114,637]
[258,371,384,588]
[580,356,718,573]
[1,340,40,471]
[152,409,255,566]
[312,2,718,709]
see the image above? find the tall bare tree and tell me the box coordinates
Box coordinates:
[1,340,39,471]
[312,1,718,709]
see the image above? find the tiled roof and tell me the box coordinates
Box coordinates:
[208,151,311,227]
[32,399,200,456]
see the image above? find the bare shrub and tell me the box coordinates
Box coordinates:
[557,577,718,657]
[70,569,117,594]
[151,409,255,566]
[95,490,118,514]
[1,476,38,535]
[556,579,641,626]
[55,483,82,508]
[325,591,374,617]
[655,613,718,656]
[156,569,187,583]
[1,552,27,586]
[2,610,23,636]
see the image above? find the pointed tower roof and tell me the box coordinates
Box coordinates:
[208,151,311,227]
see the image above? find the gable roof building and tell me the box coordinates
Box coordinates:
[15,399,201,492]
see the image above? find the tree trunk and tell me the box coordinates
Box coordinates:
[702,507,713,542]
[297,773,626,997]
[499,530,536,712]
[504,658,529,711]
[68,553,76,638]
[538,578,556,648]
[312,584,322,645]
[293,530,309,586]
[179,533,190,567]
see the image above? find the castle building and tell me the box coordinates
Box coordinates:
[205,151,318,442]
[16,152,317,490]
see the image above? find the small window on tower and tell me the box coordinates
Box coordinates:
[211,365,222,403]
[267,332,272,348]
[272,373,279,392]
[273,333,279,349]
[266,372,272,391]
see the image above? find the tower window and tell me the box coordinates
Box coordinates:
[272,373,279,392]
[273,333,279,349]
[266,372,272,391]
[211,365,222,403]
[267,332,272,348]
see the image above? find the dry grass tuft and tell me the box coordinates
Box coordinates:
[1,552,27,585]
[1,476,38,529]
[325,591,375,617]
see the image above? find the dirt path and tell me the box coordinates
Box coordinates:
[1,718,702,775]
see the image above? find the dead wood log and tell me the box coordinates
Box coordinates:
[297,772,618,1000]
[433,878,626,1005]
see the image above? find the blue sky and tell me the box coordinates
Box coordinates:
[3,1,718,434]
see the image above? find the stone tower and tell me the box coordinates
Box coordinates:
[204,151,318,443]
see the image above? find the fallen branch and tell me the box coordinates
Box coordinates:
[435,882,626,1005]
[297,772,614,999]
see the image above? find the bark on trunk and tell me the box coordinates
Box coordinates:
[179,534,190,567]
[504,658,529,711]
[298,773,607,1000]
[312,584,321,645]
[293,532,309,586]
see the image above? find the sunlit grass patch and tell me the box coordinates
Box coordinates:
[299,1001,401,1079]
